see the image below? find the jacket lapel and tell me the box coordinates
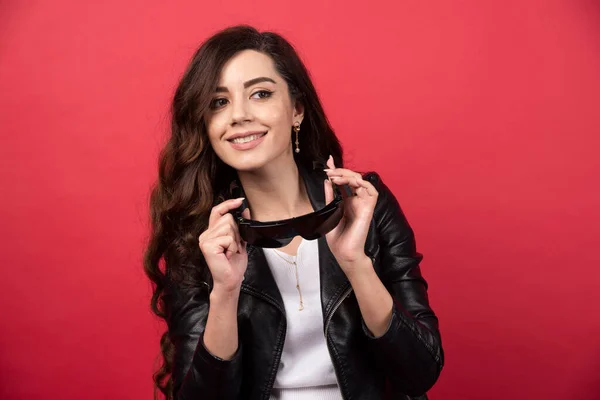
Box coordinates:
[242,243,284,308]
[300,163,351,318]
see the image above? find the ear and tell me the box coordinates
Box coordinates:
[293,100,305,123]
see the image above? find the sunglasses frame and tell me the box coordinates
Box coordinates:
[230,180,346,246]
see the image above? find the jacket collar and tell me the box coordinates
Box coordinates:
[241,161,350,316]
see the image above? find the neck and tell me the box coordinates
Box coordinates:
[237,154,314,221]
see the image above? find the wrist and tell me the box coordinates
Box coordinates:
[340,255,374,281]
[210,284,241,304]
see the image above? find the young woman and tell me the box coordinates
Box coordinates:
[144,25,443,400]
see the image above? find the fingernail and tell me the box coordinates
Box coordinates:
[236,197,245,201]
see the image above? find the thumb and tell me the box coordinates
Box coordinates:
[239,207,250,251]
[324,179,334,204]
[241,206,251,220]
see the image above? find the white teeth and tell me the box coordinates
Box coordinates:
[232,133,264,144]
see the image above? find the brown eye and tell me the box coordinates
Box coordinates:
[210,98,228,109]
[251,90,273,99]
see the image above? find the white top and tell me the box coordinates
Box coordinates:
[263,239,343,400]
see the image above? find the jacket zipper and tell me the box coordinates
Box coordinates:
[241,285,287,400]
[324,286,353,400]
[324,253,376,338]
[324,286,353,338]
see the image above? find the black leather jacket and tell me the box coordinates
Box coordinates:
[166,164,444,400]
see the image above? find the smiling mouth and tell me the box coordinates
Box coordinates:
[228,132,267,144]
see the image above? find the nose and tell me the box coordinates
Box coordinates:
[230,96,252,125]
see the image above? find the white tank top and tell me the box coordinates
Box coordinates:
[262,239,343,400]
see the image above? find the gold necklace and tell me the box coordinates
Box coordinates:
[272,248,304,311]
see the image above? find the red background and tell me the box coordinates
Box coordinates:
[1,1,599,399]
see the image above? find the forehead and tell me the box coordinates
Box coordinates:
[217,50,280,86]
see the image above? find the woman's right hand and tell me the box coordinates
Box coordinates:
[199,197,249,293]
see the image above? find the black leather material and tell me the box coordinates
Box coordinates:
[166,164,444,400]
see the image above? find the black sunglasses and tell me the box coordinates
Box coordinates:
[229,164,346,248]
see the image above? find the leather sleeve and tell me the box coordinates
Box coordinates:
[362,172,444,397]
[165,281,243,400]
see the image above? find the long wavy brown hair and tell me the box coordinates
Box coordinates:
[143,25,344,399]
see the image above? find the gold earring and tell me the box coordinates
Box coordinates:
[293,122,301,153]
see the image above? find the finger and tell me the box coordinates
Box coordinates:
[216,209,247,246]
[211,211,236,227]
[201,235,238,257]
[202,214,241,248]
[241,206,251,220]
[330,173,377,196]
[355,186,369,200]
[359,179,378,197]
[201,227,238,252]
[205,221,239,245]
[330,175,362,188]
[209,197,245,227]
[330,177,357,201]
[221,216,243,250]
[325,168,363,182]
[324,179,334,204]
[238,207,251,248]
[215,235,238,255]
[327,154,335,169]
[234,223,242,248]
[352,177,378,197]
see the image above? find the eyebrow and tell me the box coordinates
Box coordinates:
[215,77,277,93]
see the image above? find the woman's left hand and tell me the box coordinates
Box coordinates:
[323,155,378,273]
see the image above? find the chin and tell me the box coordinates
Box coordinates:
[220,147,291,173]
[222,151,271,172]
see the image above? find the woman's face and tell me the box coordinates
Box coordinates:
[205,50,303,172]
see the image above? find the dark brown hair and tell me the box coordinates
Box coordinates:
[143,25,343,399]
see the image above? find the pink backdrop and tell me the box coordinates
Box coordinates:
[1,1,599,399]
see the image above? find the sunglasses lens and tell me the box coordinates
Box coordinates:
[312,203,343,236]
[293,199,343,239]
[239,224,295,248]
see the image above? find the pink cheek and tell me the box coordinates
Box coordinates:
[207,121,227,141]
[254,103,286,124]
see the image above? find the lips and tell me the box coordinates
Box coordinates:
[227,131,267,150]
[228,131,267,144]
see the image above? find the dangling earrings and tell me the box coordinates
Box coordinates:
[293,122,301,153]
